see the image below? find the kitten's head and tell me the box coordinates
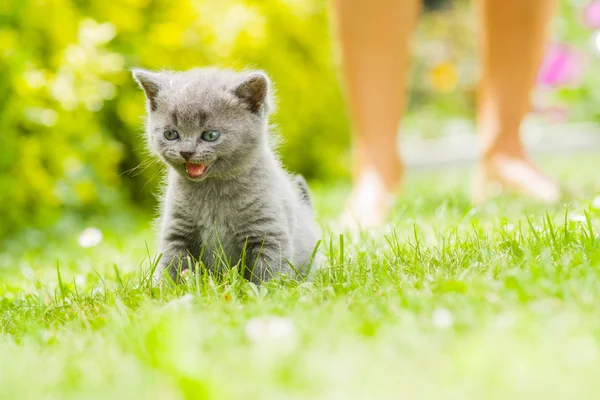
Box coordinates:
[132,68,272,181]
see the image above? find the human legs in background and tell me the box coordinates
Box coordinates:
[475,0,560,203]
[331,0,420,228]
[333,0,560,228]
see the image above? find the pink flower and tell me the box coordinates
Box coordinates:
[537,43,585,87]
[584,1,600,29]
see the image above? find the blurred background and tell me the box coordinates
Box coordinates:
[1,0,599,246]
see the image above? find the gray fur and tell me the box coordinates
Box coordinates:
[132,67,321,283]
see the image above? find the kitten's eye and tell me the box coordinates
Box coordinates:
[164,130,180,140]
[201,130,220,142]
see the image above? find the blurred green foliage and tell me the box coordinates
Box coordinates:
[0,0,350,237]
[0,0,598,238]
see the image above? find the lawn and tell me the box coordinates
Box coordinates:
[1,152,600,400]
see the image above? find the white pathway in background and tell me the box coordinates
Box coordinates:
[402,121,600,169]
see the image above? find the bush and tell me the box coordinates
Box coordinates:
[0,0,350,237]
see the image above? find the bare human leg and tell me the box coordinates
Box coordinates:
[475,0,560,203]
[331,0,420,227]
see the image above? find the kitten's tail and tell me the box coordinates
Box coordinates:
[293,175,312,208]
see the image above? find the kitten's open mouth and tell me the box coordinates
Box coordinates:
[185,162,211,179]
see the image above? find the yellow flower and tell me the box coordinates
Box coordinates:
[430,62,458,92]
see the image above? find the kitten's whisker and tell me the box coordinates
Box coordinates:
[121,157,159,178]
[141,167,163,192]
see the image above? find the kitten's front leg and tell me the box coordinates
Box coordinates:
[156,208,200,282]
[243,231,291,284]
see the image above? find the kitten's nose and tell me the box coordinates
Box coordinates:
[180,151,195,160]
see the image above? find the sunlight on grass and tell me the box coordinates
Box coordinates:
[1,153,600,399]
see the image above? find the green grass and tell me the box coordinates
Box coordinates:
[2,152,600,399]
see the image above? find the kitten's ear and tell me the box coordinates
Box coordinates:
[233,72,270,114]
[132,69,165,111]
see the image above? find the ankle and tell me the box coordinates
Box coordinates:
[355,158,403,192]
[480,144,527,163]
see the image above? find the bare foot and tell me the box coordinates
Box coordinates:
[340,167,396,229]
[474,153,560,204]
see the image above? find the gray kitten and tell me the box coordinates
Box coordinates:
[132,67,320,283]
